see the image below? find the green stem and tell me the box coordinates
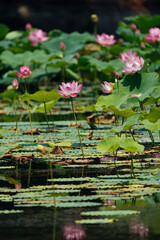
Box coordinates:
[27,160,32,187]
[71,98,85,161]
[44,103,53,142]
[129,129,135,141]
[114,151,119,177]
[130,154,135,178]
[71,97,85,194]
[139,100,155,145]
[148,130,155,146]
[94,23,97,36]
[16,159,18,179]
[61,66,65,82]
[27,100,33,135]
[48,156,57,240]
[25,79,27,92]
[117,80,119,95]
[14,92,18,135]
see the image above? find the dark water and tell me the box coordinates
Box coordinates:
[0,114,160,240]
[0,165,159,240]
[0,202,160,240]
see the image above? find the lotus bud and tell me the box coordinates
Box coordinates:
[136,29,141,34]
[141,42,145,49]
[131,24,137,32]
[75,53,80,59]
[91,14,99,23]
[113,70,119,78]
[60,42,66,51]
[25,23,32,31]
[12,79,19,90]
[118,38,124,44]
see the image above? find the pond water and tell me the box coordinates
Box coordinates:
[0,106,160,240]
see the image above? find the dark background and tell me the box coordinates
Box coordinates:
[0,0,160,33]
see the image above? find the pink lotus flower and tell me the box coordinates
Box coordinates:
[145,27,160,43]
[16,66,31,79]
[122,56,144,73]
[57,81,83,98]
[12,79,19,90]
[120,50,137,63]
[25,23,32,31]
[96,33,116,46]
[63,225,86,240]
[60,41,66,51]
[28,29,49,46]
[101,81,114,94]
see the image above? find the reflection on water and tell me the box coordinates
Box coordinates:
[63,224,86,240]
[129,221,149,240]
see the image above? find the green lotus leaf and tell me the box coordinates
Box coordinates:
[108,106,135,118]
[142,119,160,132]
[22,89,62,103]
[95,94,128,111]
[143,107,160,123]
[97,136,144,153]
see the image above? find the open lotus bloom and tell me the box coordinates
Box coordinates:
[122,56,144,74]
[101,81,114,94]
[16,66,31,79]
[120,50,138,63]
[96,33,116,46]
[145,27,160,43]
[28,29,49,46]
[57,81,83,98]
[12,79,19,90]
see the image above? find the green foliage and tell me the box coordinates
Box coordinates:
[142,119,160,132]
[0,24,10,39]
[22,89,62,103]
[125,15,160,33]
[114,73,160,101]
[143,107,160,123]
[97,137,144,153]
[95,94,128,111]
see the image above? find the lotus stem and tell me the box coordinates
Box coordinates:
[114,151,119,177]
[117,80,119,95]
[129,129,135,141]
[27,159,32,187]
[71,98,85,161]
[148,129,155,146]
[139,100,155,145]
[71,98,85,191]
[49,156,57,240]
[24,78,33,135]
[94,23,97,36]
[27,100,33,135]
[14,92,18,135]
[130,154,135,178]
[44,102,53,143]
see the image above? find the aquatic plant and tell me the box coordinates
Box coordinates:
[28,29,50,46]
[96,33,116,46]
